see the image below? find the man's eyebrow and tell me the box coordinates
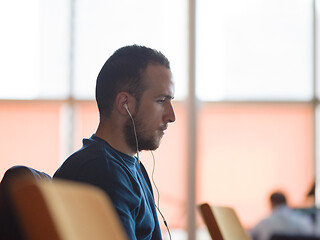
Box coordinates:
[157,94,174,100]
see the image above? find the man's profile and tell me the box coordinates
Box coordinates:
[54,45,176,240]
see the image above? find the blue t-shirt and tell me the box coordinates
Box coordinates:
[53,134,162,240]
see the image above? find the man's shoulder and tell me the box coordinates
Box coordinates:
[64,137,108,164]
[53,137,116,178]
[53,136,136,179]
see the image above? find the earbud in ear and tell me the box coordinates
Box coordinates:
[123,103,132,117]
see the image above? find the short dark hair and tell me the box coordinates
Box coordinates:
[96,45,170,117]
[270,192,287,206]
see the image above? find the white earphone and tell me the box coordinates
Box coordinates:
[122,103,171,239]
[123,103,132,117]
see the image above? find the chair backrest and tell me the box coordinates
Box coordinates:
[1,165,52,183]
[0,165,52,240]
[10,179,128,240]
[198,203,251,240]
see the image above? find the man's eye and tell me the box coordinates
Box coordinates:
[157,99,166,103]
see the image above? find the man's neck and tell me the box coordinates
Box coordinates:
[95,120,136,156]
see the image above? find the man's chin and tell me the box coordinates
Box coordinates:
[138,139,161,151]
[138,145,159,152]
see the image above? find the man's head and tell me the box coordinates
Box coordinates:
[96,45,170,118]
[123,63,175,151]
[270,192,287,210]
[96,45,175,153]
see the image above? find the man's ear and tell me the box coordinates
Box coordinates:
[115,92,133,116]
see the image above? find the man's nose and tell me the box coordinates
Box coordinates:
[166,102,176,123]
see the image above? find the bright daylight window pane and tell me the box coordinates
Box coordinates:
[317,0,320,98]
[72,0,188,100]
[196,0,313,101]
[0,0,70,99]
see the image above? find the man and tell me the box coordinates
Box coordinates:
[54,45,176,240]
[249,191,313,240]
[305,182,320,236]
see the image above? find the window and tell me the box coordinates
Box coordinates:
[196,0,313,101]
[0,0,70,99]
[1,0,319,239]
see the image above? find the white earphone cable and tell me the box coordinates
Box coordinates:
[125,105,140,163]
[125,105,172,240]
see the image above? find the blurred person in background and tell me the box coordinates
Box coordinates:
[249,191,313,240]
[304,181,320,236]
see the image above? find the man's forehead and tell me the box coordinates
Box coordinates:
[143,64,171,77]
[143,65,173,85]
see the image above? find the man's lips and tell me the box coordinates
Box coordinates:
[159,125,168,131]
[158,125,168,134]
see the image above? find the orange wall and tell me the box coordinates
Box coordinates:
[0,101,314,231]
[0,101,62,177]
[197,103,314,229]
